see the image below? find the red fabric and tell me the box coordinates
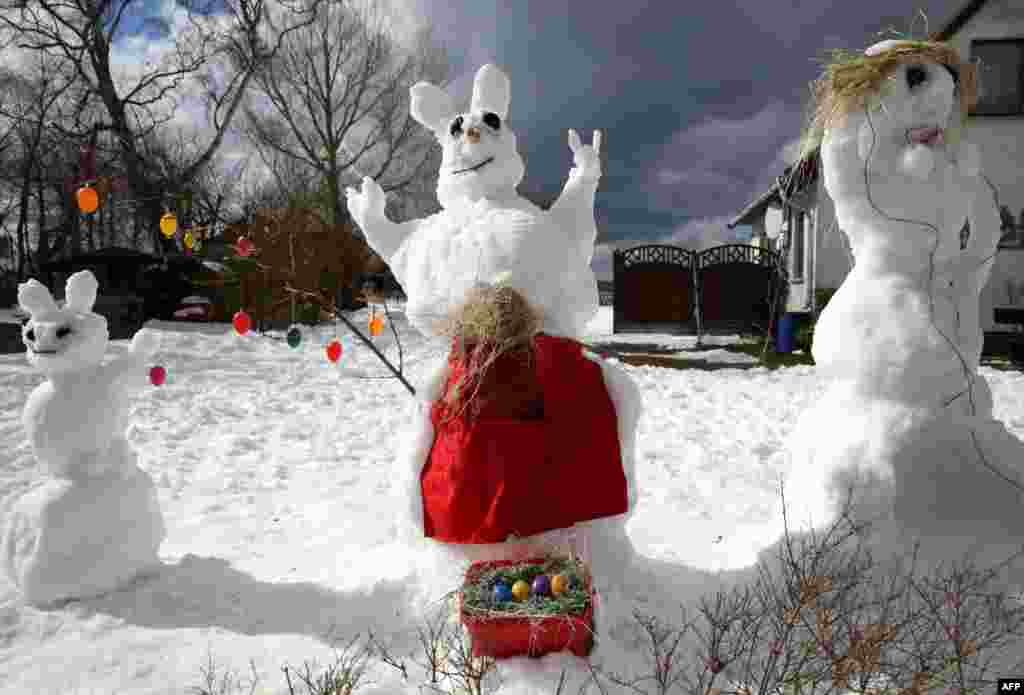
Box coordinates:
[421,334,627,544]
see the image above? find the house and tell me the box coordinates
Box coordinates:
[729,0,1024,337]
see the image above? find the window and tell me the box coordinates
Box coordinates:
[997,205,1024,249]
[970,39,1024,116]
[789,208,805,283]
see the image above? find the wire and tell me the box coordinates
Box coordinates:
[860,103,1024,493]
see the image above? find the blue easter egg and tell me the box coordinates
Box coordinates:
[493,581,513,603]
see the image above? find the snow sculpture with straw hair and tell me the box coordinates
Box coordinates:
[781,38,1024,539]
[346,64,642,630]
[1,270,165,606]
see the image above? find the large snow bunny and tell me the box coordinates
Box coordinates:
[346,64,643,624]
[1,270,165,606]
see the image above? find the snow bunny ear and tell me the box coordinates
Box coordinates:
[17,279,57,317]
[64,270,98,314]
[410,82,457,134]
[470,64,510,120]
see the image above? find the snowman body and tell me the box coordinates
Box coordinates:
[347,64,641,628]
[783,44,1024,547]
[1,271,165,606]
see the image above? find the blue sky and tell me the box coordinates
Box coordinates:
[111,0,969,279]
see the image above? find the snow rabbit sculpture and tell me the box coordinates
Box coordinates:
[2,270,166,605]
[346,63,604,340]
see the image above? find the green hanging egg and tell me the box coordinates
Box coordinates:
[286,326,302,348]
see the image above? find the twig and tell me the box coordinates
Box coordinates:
[283,285,416,396]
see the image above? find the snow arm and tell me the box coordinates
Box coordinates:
[549,129,602,248]
[103,328,159,390]
[346,176,422,261]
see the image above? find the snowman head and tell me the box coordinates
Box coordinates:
[798,39,977,163]
[409,64,525,208]
[18,270,108,375]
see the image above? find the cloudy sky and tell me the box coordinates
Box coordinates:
[106,0,969,280]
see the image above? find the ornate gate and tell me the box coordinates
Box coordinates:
[612,243,786,337]
[613,245,697,334]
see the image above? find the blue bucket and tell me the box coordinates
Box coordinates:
[776,312,799,353]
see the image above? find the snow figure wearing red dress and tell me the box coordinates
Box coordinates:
[346,64,641,631]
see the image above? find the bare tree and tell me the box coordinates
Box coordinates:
[0,0,323,252]
[240,0,448,227]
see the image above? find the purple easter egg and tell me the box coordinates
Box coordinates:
[531,574,551,597]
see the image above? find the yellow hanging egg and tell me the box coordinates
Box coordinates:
[183,231,195,249]
[159,212,177,238]
[551,573,570,596]
[511,580,531,602]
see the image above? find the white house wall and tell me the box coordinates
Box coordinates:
[813,178,854,298]
[945,0,1024,332]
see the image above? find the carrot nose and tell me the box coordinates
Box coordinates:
[465,127,480,143]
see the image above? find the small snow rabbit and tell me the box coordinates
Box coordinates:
[18,270,159,478]
[346,63,602,340]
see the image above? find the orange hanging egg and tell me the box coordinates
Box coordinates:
[76,185,99,214]
[369,315,384,337]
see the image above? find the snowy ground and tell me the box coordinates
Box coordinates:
[2,306,1023,694]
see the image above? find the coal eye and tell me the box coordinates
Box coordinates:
[56,326,72,339]
[940,63,960,86]
[906,64,928,89]
[482,112,501,130]
[449,116,464,137]
[25,328,35,341]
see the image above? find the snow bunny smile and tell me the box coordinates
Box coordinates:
[449,156,495,175]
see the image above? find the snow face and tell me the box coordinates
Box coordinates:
[783,50,1024,544]
[2,271,166,606]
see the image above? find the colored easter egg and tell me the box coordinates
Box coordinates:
[369,315,384,336]
[551,573,570,596]
[286,326,302,348]
[511,579,530,602]
[232,310,252,335]
[531,574,551,597]
[149,365,166,386]
[326,339,342,363]
[493,581,512,603]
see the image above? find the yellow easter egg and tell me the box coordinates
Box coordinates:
[551,573,569,596]
[511,579,531,602]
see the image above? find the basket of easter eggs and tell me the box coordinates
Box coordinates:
[458,555,595,659]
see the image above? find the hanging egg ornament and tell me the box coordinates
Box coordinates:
[551,573,570,596]
[76,185,99,214]
[531,574,551,597]
[235,237,255,257]
[511,579,531,602]
[369,314,384,337]
[159,212,178,238]
[232,310,252,335]
[183,231,195,250]
[149,365,166,386]
[326,339,342,363]
[493,580,513,603]
[286,326,302,348]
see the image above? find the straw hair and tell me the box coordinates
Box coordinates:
[437,282,542,418]
[797,39,978,163]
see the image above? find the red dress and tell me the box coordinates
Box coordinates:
[421,333,628,544]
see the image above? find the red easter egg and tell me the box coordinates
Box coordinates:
[235,237,255,257]
[326,339,342,363]
[232,310,252,335]
[149,365,166,386]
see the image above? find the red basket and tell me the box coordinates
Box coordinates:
[459,557,595,659]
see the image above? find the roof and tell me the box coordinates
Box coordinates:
[727,184,782,229]
[727,152,820,229]
[933,0,988,41]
